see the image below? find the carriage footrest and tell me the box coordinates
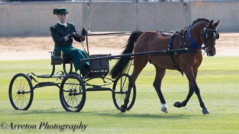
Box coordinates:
[37,74,65,78]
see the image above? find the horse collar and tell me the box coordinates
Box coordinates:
[188,23,202,49]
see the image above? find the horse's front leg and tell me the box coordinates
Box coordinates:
[174,67,210,114]
[174,68,198,108]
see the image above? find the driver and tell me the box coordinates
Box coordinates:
[50,7,90,77]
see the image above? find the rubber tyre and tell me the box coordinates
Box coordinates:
[9,73,34,110]
[112,73,136,111]
[60,74,86,112]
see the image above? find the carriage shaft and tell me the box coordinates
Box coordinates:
[81,48,188,62]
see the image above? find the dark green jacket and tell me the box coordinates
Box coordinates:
[50,22,84,53]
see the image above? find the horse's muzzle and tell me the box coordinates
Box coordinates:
[206,50,216,56]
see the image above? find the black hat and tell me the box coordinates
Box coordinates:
[53,7,69,15]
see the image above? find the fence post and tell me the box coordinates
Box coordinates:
[135,0,139,31]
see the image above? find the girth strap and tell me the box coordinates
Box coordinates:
[168,34,184,75]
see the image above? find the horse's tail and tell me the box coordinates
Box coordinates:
[111,31,143,79]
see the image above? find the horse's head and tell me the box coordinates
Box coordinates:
[200,20,220,56]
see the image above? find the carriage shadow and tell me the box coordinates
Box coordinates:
[3,109,68,115]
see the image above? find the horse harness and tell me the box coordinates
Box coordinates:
[167,28,202,75]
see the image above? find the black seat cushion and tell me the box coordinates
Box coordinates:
[51,55,72,65]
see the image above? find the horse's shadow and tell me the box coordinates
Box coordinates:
[5,108,198,120]
[95,112,192,120]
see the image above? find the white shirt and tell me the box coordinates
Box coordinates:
[58,22,67,27]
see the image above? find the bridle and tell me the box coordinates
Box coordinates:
[201,27,219,50]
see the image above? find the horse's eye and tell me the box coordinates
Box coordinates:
[213,32,216,38]
[216,33,220,39]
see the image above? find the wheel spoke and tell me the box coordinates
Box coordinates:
[60,75,86,112]
[112,74,136,111]
[9,74,33,110]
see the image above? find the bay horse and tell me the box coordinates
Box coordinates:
[111,18,220,114]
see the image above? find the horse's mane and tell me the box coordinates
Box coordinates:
[191,18,209,26]
[178,18,210,33]
[158,18,210,36]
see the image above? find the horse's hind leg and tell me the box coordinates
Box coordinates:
[153,65,167,113]
[121,55,148,112]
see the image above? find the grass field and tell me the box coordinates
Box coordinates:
[0,56,239,133]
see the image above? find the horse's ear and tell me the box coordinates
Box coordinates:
[207,20,214,28]
[214,20,220,28]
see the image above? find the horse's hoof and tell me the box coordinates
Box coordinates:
[120,105,126,113]
[174,102,181,108]
[161,107,168,113]
[202,109,210,114]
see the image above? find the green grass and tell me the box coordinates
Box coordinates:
[0,56,239,133]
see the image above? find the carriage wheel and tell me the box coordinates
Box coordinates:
[9,73,34,110]
[60,74,86,112]
[112,73,136,111]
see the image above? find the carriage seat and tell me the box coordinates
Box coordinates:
[50,51,72,65]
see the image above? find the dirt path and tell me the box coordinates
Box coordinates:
[0,33,238,61]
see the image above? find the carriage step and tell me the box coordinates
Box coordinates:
[35,82,59,88]
[86,87,113,92]
[37,74,65,78]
